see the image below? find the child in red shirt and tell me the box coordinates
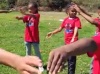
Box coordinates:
[46,4,81,74]
[74,4,100,74]
[16,2,42,59]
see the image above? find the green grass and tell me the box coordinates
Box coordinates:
[0,12,96,74]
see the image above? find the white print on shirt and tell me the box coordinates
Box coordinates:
[65,23,73,33]
[27,17,34,26]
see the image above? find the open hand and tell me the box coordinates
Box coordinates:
[46,32,53,39]
[15,56,42,74]
[47,47,68,74]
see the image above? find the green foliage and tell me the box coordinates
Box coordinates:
[8,0,17,8]
[73,0,100,11]
[0,0,8,9]
[16,0,29,6]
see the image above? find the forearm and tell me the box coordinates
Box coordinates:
[21,12,36,18]
[71,27,78,40]
[52,27,62,35]
[52,30,60,35]
[79,11,95,24]
[0,49,20,69]
[58,38,97,56]
[80,7,91,17]
[16,16,23,20]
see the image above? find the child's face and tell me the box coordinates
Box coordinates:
[28,4,36,14]
[67,7,77,18]
[97,9,100,17]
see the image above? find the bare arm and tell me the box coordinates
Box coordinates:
[0,48,20,68]
[52,27,63,35]
[46,27,63,38]
[71,27,78,42]
[0,48,42,74]
[16,16,23,20]
[79,6,92,17]
[74,5,98,26]
[19,8,36,19]
[47,38,97,74]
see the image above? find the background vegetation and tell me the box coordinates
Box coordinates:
[0,0,100,11]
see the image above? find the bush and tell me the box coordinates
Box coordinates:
[73,0,100,11]
[48,0,71,11]
[16,0,29,6]
[8,0,17,8]
[0,0,8,9]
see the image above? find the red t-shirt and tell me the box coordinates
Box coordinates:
[92,34,100,74]
[87,18,100,57]
[94,18,100,34]
[23,13,40,42]
[61,17,81,44]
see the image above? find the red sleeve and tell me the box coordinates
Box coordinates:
[75,18,81,29]
[94,18,100,26]
[87,34,100,57]
[92,34,100,58]
[23,15,29,23]
[60,18,67,28]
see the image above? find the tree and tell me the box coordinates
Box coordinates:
[8,0,17,8]
[48,0,71,11]
[16,0,29,6]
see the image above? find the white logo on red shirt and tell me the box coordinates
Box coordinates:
[65,23,73,33]
[27,17,34,26]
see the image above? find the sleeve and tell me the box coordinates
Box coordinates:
[75,18,81,29]
[60,19,66,28]
[23,15,29,23]
[92,34,100,57]
[94,18,100,26]
[87,35,100,57]
[93,35,100,50]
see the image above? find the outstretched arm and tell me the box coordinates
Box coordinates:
[19,8,37,19]
[79,6,92,17]
[46,27,63,39]
[47,38,97,74]
[16,16,23,20]
[74,4,98,26]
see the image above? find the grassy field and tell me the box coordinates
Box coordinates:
[0,11,97,74]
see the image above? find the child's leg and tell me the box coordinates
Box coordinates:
[25,42,31,56]
[32,43,42,59]
[68,56,76,74]
[90,57,94,74]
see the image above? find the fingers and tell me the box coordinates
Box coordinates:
[21,71,30,74]
[47,52,54,71]
[24,65,40,74]
[58,65,63,72]
[49,54,60,73]
[25,56,42,67]
[48,52,64,74]
[52,56,63,74]
[46,32,53,39]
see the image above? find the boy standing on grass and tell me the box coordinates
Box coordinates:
[46,3,81,74]
[16,2,42,59]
